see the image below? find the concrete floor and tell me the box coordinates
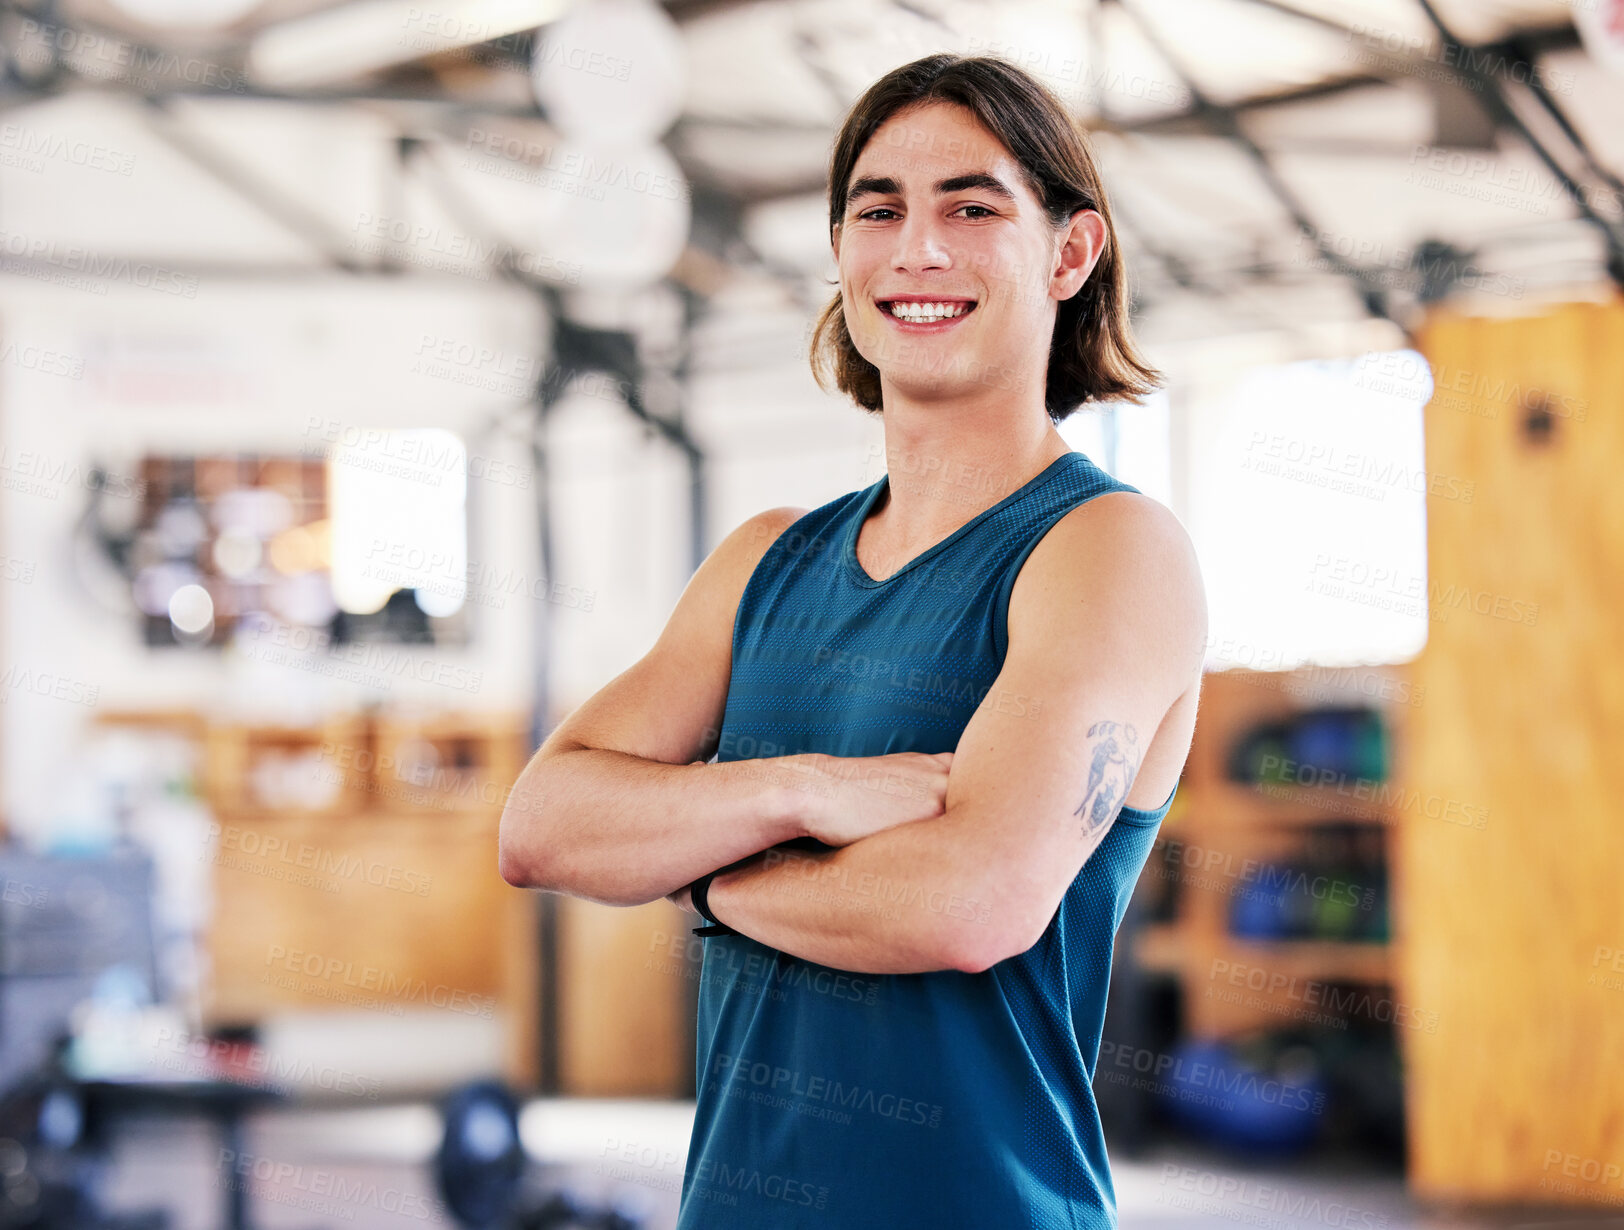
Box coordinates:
[90,1099,1624,1230]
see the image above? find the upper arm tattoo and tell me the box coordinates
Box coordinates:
[1074,720,1142,840]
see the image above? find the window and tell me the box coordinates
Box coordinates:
[1185,351,1432,671]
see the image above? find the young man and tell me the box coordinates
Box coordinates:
[500,52,1206,1229]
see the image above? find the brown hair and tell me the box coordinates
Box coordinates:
[809,53,1161,422]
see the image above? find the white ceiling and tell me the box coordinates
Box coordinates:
[3,0,1622,347]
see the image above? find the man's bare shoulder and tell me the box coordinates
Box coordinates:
[1031,489,1195,578]
[1008,490,1207,677]
[729,505,813,571]
[693,505,814,620]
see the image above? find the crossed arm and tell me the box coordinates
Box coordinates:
[673,493,1207,975]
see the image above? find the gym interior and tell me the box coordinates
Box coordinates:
[1,0,1621,1226]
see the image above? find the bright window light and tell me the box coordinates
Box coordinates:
[1060,387,1173,505]
[328,429,468,617]
[1188,351,1433,671]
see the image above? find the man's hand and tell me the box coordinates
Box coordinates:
[799,751,954,846]
[665,751,955,917]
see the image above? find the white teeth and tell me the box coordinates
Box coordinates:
[886,300,971,322]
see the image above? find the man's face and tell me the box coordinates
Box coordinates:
[832,100,1100,407]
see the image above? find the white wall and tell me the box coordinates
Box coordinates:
[0,271,550,839]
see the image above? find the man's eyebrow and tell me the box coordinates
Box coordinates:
[934,172,1018,201]
[846,171,1019,208]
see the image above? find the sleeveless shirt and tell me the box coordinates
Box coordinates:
[676,450,1177,1230]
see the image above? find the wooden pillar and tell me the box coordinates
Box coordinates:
[1398,294,1624,1205]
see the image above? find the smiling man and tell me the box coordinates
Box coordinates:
[499,52,1207,1230]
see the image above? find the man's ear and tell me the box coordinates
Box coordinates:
[831,222,842,264]
[1052,209,1106,301]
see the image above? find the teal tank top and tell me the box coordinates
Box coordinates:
[677,450,1177,1230]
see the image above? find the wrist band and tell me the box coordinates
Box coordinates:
[689,870,736,937]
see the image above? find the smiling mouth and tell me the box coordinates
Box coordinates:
[879,300,977,323]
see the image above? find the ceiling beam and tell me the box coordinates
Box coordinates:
[1412,1,1624,289]
[1113,0,1409,336]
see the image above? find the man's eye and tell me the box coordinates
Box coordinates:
[957,205,995,219]
[858,207,898,221]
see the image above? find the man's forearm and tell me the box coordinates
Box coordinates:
[702,808,1015,975]
[499,750,821,906]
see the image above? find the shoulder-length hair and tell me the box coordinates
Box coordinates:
[809,53,1161,422]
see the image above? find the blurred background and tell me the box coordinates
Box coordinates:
[0,0,1621,1226]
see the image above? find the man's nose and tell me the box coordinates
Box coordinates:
[893,212,951,271]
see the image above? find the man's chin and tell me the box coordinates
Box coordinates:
[877,364,1029,404]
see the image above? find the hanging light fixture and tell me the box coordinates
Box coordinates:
[530,0,687,143]
[526,0,690,286]
[105,0,264,31]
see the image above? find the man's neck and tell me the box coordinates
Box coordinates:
[867,397,1073,553]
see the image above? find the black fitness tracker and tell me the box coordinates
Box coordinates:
[689,869,736,937]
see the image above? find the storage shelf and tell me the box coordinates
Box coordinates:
[1143,664,1410,1039]
[1137,925,1394,983]
[1197,778,1397,829]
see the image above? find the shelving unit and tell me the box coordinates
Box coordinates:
[1133,663,1413,1039]
[202,714,372,818]
[96,706,540,1089]
[370,712,530,814]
